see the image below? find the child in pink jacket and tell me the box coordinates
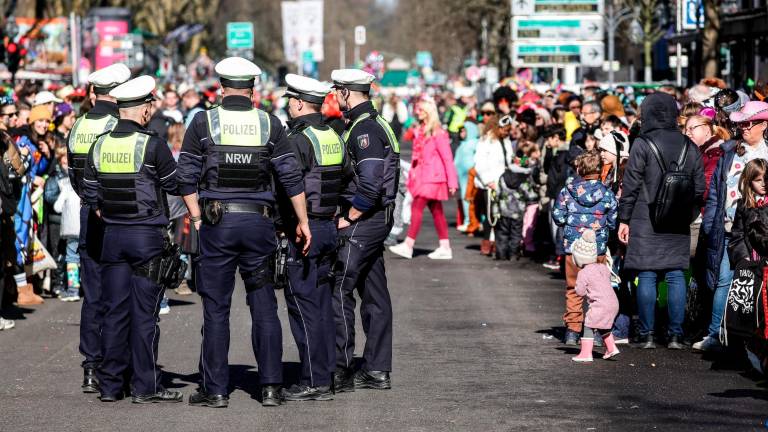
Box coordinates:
[571,230,620,362]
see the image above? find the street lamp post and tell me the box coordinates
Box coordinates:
[605,0,634,88]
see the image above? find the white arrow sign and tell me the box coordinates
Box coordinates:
[512,0,604,15]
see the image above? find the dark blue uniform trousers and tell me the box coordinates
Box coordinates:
[285,219,337,387]
[333,209,394,372]
[78,206,105,369]
[197,212,282,396]
[97,225,165,397]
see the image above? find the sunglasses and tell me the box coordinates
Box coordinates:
[738,120,766,131]
[481,110,496,116]
[1,111,18,117]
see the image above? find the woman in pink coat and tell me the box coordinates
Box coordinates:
[390,99,458,260]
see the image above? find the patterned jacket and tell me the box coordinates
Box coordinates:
[553,175,618,254]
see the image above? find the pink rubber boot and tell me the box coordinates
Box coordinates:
[602,333,620,360]
[572,338,594,362]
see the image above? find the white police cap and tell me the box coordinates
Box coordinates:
[87,63,131,95]
[215,57,261,89]
[109,75,157,108]
[331,69,375,92]
[285,74,330,104]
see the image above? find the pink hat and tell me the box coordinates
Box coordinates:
[729,100,768,123]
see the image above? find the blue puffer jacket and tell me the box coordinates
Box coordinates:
[701,140,737,290]
[553,175,618,255]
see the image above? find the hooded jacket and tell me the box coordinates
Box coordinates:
[553,175,618,254]
[618,93,706,270]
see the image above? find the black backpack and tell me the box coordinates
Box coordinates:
[645,137,697,233]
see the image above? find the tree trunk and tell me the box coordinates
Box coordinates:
[644,39,653,83]
[702,0,720,77]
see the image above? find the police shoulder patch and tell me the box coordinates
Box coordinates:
[357,134,370,149]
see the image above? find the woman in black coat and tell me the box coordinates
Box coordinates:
[617,92,706,348]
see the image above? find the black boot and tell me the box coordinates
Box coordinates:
[82,367,99,393]
[132,389,184,404]
[261,385,283,407]
[282,384,333,401]
[333,368,355,393]
[189,390,229,408]
[353,370,391,390]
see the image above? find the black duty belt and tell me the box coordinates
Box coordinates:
[223,202,273,217]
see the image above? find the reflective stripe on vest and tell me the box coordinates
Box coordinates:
[206,107,271,146]
[68,115,118,154]
[375,116,400,154]
[342,112,400,154]
[93,133,149,173]
[302,126,345,166]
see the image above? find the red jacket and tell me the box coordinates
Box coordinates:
[699,137,724,204]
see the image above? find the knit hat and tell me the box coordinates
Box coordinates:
[572,229,598,268]
[598,131,629,158]
[28,105,52,124]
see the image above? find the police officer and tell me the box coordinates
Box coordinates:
[68,63,131,393]
[279,74,351,401]
[330,69,400,391]
[83,75,182,404]
[177,57,311,408]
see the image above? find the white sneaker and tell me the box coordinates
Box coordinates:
[427,247,452,260]
[0,317,15,330]
[388,242,413,259]
[159,305,171,315]
[457,224,468,232]
[692,336,723,352]
[614,338,630,345]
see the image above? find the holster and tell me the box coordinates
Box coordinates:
[133,240,187,290]
[273,236,290,290]
[384,203,395,225]
[200,198,223,225]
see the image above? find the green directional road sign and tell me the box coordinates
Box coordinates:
[226,22,254,50]
[512,42,604,67]
[513,16,603,41]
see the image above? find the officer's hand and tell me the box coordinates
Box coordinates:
[337,217,350,230]
[296,221,312,255]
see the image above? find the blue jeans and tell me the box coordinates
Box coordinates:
[64,237,80,264]
[637,269,687,336]
[708,242,733,337]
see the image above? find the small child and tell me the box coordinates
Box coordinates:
[571,230,620,362]
[553,150,618,345]
[519,141,542,255]
[495,143,539,260]
[53,149,81,302]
